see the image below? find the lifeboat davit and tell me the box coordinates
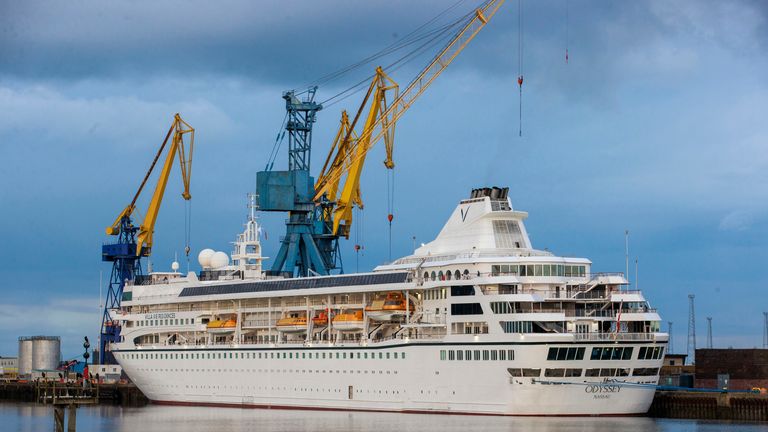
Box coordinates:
[331,311,365,331]
[365,292,413,321]
[312,312,330,327]
[276,316,308,333]
[207,318,237,334]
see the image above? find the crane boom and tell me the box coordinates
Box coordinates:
[316,67,399,238]
[314,0,504,201]
[105,113,194,256]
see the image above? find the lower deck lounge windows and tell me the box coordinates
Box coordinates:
[545,368,583,378]
[508,368,541,377]
[585,368,630,377]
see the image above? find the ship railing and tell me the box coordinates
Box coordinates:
[573,332,658,342]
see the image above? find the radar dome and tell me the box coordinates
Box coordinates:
[198,249,215,268]
[171,261,180,272]
[210,251,229,269]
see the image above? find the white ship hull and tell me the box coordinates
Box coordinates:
[115,340,661,416]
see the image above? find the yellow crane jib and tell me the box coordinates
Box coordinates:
[313,0,504,239]
[315,67,399,238]
[105,113,195,257]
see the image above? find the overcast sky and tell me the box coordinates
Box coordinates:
[1,0,767,358]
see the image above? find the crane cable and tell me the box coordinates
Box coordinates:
[517,0,524,137]
[321,9,474,108]
[565,0,570,64]
[386,168,395,262]
[296,0,472,92]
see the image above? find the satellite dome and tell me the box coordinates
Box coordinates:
[210,251,230,269]
[171,261,180,272]
[198,249,215,268]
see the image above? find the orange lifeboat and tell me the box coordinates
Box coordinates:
[365,292,413,321]
[276,315,308,333]
[207,317,237,334]
[312,312,330,327]
[331,311,365,331]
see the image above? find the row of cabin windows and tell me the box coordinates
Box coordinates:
[137,318,194,327]
[638,346,664,360]
[491,264,586,277]
[424,270,471,281]
[547,347,586,361]
[513,367,659,378]
[424,288,447,300]
[440,349,515,361]
[126,351,407,361]
[590,347,634,361]
[500,321,534,333]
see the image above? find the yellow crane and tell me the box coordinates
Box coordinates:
[313,0,505,237]
[316,66,398,238]
[105,113,195,257]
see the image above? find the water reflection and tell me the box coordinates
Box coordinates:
[0,403,763,432]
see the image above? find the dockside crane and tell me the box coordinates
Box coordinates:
[313,0,506,242]
[99,114,194,364]
[257,0,504,277]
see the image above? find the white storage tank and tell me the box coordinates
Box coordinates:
[17,337,33,376]
[31,336,61,371]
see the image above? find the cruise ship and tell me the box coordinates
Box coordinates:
[110,187,667,416]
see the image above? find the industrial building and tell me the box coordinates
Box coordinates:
[695,348,768,390]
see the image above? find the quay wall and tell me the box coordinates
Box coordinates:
[649,391,768,421]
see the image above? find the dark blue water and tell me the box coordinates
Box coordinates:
[0,402,765,432]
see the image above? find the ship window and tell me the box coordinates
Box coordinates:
[591,348,601,360]
[430,272,436,281]
[492,220,524,249]
[465,350,472,361]
[438,271,444,280]
[446,271,452,280]
[507,368,522,377]
[483,350,490,360]
[522,368,541,377]
[585,368,600,377]
[451,303,483,315]
[526,265,534,276]
[491,350,498,360]
[401,352,406,359]
[473,350,481,360]
[556,348,567,361]
[499,350,506,361]
[424,272,429,281]
[451,285,474,296]
[394,352,398,359]
[456,350,463,361]
[622,348,633,360]
[600,368,617,377]
[454,270,461,280]
[534,265,542,276]
[386,353,390,359]
[508,350,515,360]
[545,368,565,377]
[440,350,446,361]
[565,368,582,377]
